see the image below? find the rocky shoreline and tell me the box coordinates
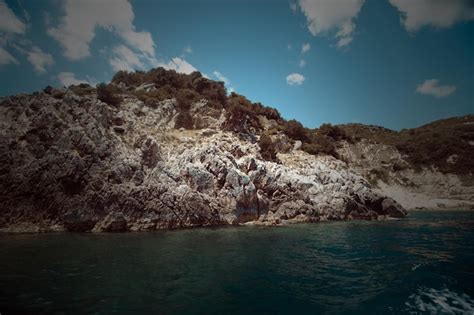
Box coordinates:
[1,68,472,233]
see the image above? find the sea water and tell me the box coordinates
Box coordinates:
[1,211,473,314]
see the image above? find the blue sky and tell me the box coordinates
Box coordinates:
[0,0,473,130]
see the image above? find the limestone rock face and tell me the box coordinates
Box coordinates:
[338,140,474,210]
[0,86,407,233]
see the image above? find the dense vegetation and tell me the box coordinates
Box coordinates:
[93,67,472,173]
[339,116,474,174]
[97,83,123,106]
[96,68,357,160]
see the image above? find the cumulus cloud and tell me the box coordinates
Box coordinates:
[416,79,456,98]
[27,46,53,73]
[158,57,197,74]
[48,0,155,60]
[301,43,310,53]
[0,1,23,66]
[389,0,474,31]
[297,0,364,48]
[0,1,57,73]
[57,72,90,86]
[0,0,26,35]
[109,45,144,72]
[286,73,305,86]
[0,46,18,65]
[107,42,198,76]
[184,46,193,54]
[299,59,306,67]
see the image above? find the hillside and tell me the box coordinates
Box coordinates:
[338,116,474,174]
[0,67,471,233]
[336,118,474,210]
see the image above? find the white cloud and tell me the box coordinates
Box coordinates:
[297,0,364,48]
[416,79,456,98]
[0,1,57,73]
[0,46,18,65]
[48,0,155,60]
[299,59,306,67]
[286,73,305,86]
[389,0,474,31]
[301,43,310,53]
[212,71,230,85]
[109,45,144,72]
[158,57,197,74]
[184,46,193,54]
[336,36,353,48]
[287,43,292,50]
[121,30,154,56]
[0,0,26,35]
[27,46,53,73]
[57,72,90,86]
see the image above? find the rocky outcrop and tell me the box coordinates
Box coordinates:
[338,140,474,210]
[0,72,410,233]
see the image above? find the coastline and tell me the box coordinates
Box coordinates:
[374,182,474,212]
[3,208,473,234]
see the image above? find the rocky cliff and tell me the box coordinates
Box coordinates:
[337,119,474,210]
[1,67,469,233]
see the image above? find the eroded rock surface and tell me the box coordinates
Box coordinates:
[338,139,474,210]
[0,76,409,233]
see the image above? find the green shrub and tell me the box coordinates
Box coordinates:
[176,88,199,111]
[302,135,337,157]
[70,83,95,96]
[253,102,282,121]
[194,77,227,107]
[283,119,307,141]
[97,83,123,106]
[318,123,349,141]
[224,103,253,133]
[111,70,144,87]
[51,89,66,99]
[43,86,53,94]
[224,94,261,133]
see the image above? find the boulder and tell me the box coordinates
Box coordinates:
[381,198,407,218]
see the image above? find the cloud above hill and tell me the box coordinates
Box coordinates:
[48,0,154,60]
[296,0,365,48]
[0,0,26,35]
[57,72,91,86]
[27,46,54,73]
[286,73,305,86]
[389,0,474,31]
[0,46,18,65]
[416,79,456,98]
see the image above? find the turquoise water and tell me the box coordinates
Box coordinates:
[1,211,474,314]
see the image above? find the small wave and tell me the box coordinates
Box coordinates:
[411,262,431,271]
[411,263,422,271]
[406,287,474,314]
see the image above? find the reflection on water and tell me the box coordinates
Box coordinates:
[0,211,473,314]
